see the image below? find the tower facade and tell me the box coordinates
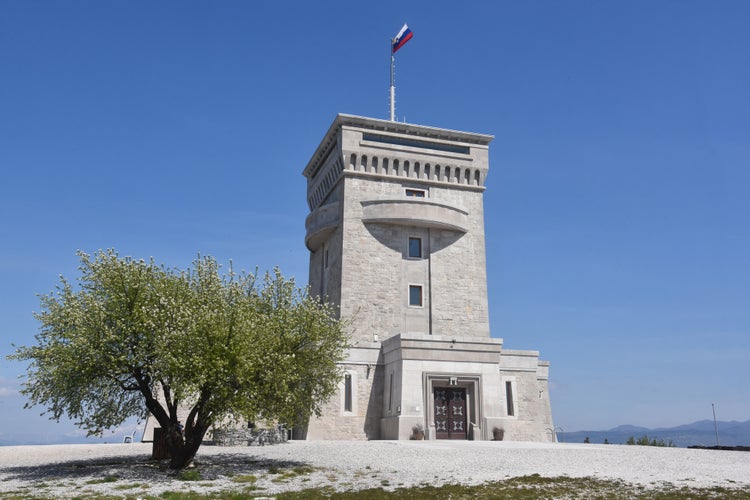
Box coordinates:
[302,114,554,441]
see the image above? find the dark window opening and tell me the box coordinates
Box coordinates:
[506,381,515,416]
[409,285,423,307]
[408,237,422,258]
[344,374,352,412]
[388,373,394,411]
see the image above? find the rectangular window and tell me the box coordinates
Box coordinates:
[506,381,515,416]
[409,285,423,307]
[405,188,426,197]
[344,374,352,412]
[408,237,422,258]
[324,248,329,268]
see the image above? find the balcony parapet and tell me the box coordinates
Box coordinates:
[305,201,340,251]
[361,199,469,233]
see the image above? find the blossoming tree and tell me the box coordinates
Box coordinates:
[10,250,348,469]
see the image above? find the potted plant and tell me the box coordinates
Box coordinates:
[411,423,425,440]
[492,427,505,441]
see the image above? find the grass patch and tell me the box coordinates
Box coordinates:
[229,474,257,484]
[4,475,749,499]
[113,483,143,490]
[84,475,119,485]
[269,465,318,483]
[158,490,265,499]
[273,475,750,499]
[177,469,202,481]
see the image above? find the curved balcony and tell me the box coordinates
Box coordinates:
[361,199,469,233]
[305,201,340,251]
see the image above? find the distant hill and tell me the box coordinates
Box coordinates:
[2,420,748,448]
[562,419,750,448]
[0,429,139,447]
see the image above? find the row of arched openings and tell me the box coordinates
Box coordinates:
[308,155,344,210]
[349,154,483,187]
[308,152,485,211]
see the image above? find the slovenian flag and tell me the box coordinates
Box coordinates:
[392,24,413,54]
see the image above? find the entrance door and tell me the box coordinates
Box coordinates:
[433,387,467,439]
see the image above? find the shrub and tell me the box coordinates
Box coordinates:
[626,435,675,447]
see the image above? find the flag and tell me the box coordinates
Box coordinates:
[392,24,413,54]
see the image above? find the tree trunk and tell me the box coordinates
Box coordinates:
[167,424,209,470]
[168,443,199,470]
[137,381,212,470]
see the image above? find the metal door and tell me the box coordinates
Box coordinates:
[433,387,467,439]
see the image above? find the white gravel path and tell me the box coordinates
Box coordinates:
[0,440,748,498]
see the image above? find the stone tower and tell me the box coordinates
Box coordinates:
[301,114,554,441]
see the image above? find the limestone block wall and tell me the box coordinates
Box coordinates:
[338,181,405,343]
[307,185,344,308]
[337,176,490,344]
[427,185,489,339]
[212,427,288,446]
[301,115,554,442]
[304,355,384,440]
[485,353,555,442]
[303,115,494,346]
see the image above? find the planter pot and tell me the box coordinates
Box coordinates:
[493,429,504,441]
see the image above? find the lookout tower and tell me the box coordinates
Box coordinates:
[301,114,554,441]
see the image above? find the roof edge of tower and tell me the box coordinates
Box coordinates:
[303,113,494,178]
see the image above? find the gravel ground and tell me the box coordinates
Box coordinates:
[1,440,749,498]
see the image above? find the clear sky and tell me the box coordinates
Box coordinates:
[1,1,748,444]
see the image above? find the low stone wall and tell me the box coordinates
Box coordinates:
[211,427,288,447]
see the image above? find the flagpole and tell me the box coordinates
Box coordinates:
[390,46,395,121]
[389,24,411,122]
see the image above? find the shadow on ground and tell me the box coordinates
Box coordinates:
[2,453,310,483]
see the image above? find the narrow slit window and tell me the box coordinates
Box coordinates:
[506,381,515,416]
[409,285,423,307]
[405,188,426,197]
[344,374,352,412]
[408,237,422,258]
[388,373,394,411]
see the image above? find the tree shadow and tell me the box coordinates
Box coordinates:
[1,451,310,483]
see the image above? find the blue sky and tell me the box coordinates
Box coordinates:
[1,1,748,444]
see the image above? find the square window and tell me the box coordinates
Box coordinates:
[405,188,426,197]
[408,237,422,258]
[409,285,423,307]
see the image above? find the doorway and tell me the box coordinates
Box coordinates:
[433,387,467,439]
